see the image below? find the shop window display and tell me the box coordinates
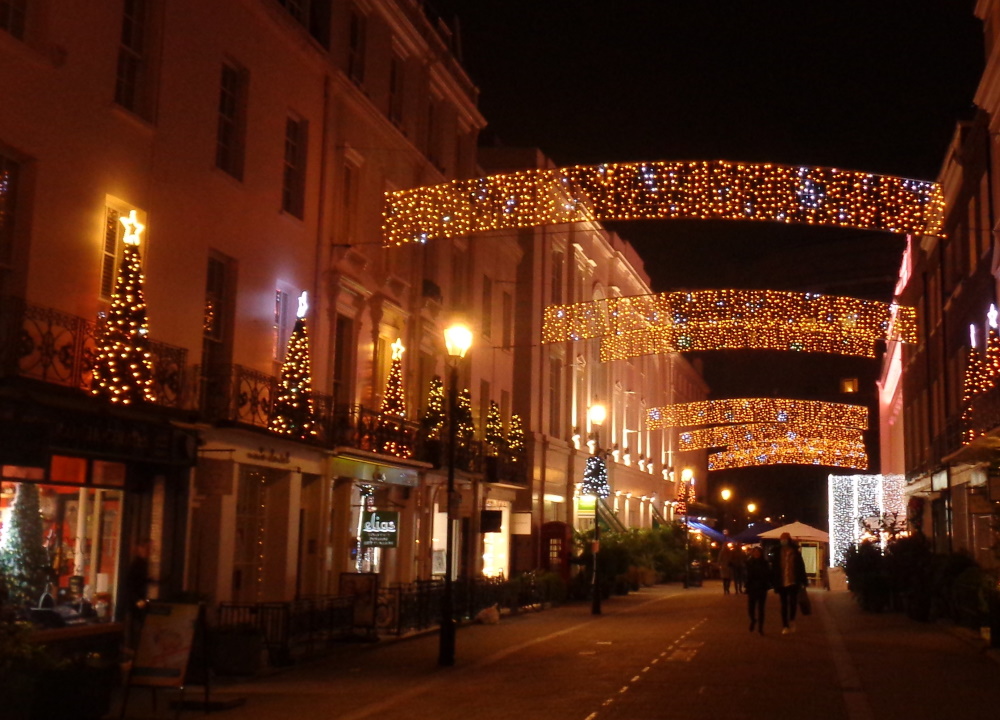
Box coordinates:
[1,465,124,625]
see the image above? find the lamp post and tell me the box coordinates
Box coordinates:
[681,468,694,589]
[439,323,472,667]
[585,404,607,615]
[746,502,757,529]
[720,488,732,534]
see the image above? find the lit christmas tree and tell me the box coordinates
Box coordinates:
[381,339,407,417]
[269,292,317,440]
[581,456,610,499]
[456,388,474,446]
[675,479,696,517]
[0,483,49,608]
[379,339,412,458]
[507,414,525,457]
[485,400,504,451]
[91,210,155,404]
[962,332,982,443]
[420,376,446,440]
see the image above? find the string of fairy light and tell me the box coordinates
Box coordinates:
[709,443,868,471]
[650,398,869,471]
[382,160,944,245]
[542,289,917,360]
[648,398,869,430]
[678,422,865,451]
[828,474,905,566]
[962,304,1000,442]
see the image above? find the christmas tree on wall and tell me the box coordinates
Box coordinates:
[0,483,49,608]
[420,375,446,440]
[508,414,525,457]
[379,339,412,458]
[485,400,504,451]
[91,210,156,404]
[269,293,318,440]
[456,388,474,446]
[581,456,610,499]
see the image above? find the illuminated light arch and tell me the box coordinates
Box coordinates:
[382,160,944,245]
[543,289,916,361]
[678,422,865,451]
[709,441,869,471]
[648,398,869,431]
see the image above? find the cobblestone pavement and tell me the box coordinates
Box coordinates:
[114,582,1000,720]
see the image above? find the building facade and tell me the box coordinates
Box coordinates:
[0,1,708,621]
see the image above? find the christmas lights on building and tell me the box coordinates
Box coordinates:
[269,292,318,440]
[542,289,916,361]
[828,474,905,566]
[383,160,944,246]
[421,375,446,440]
[379,339,412,458]
[678,422,865,451]
[508,414,525,456]
[581,455,610,499]
[485,400,505,450]
[91,209,156,404]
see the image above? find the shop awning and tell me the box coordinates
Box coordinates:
[941,434,1000,465]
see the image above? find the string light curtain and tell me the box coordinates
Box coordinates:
[648,398,869,430]
[382,160,944,246]
[828,474,905,566]
[542,289,916,360]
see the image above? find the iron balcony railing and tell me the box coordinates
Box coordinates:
[1,296,187,408]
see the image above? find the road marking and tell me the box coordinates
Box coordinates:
[641,666,650,673]
[584,713,598,720]
[602,699,614,707]
[597,641,613,645]
[619,686,629,694]
[579,651,596,655]
[631,675,640,682]
[651,658,659,664]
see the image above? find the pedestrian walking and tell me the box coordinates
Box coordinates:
[732,544,746,594]
[745,545,769,634]
[717,542,734,595]
[771,532,807,635]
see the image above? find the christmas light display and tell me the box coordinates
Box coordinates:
[420,375,446,440]
[542,289,916,360]
[961,305,1000,442]
[678,422,865,451]
[379,339,412,458]
[456,388,474,446]
[0,482,48,608]
[485,400,504,449]
[582,455,610,499]
[382,160,944,246]
[828,474,905,566]
[674,477,696,516]
[269,292,318,440]
[91,209,156,404]
[709,441,869,471]
[648,398,868,430]
[508,414,525,456]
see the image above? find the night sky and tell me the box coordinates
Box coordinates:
[431,1,985,527]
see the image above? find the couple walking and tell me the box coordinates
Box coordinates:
[744,532,807,635]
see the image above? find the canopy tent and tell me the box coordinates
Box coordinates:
[758,521,830,544]
[687,520,727,543]
[730,521,776,543]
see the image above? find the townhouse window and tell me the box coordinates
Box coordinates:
[450,247,466,308]
[332,313,355,406]
[501,291,513,349]
[388,54,404,126]
[115,0,154,118]
[0,0,26,39]
[839,377,858,394]
[551,251,564,305]
[0,153,19,268]
[427,99,440,167]
[282,116,308,218]
[273,288,292,362]
[99,207,122,300]
[481,274,493,339]
[216,62,248,180]
[277,0,307,24]
[549,356,562,438]
[339,161,358,242]
[347,7,366,85]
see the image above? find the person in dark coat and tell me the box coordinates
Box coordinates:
[771,532,807,634]
[744,545,770,634]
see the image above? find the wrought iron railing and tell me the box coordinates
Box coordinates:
[1,296,188,408]
[327,403,420,459]
[198,363,278,429]
[217,595,354,665]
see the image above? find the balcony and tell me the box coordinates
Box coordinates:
[1,297,187,408]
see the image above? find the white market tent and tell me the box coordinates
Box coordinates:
[759,521,830,544]
[760,522,830,586]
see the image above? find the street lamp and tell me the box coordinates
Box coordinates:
[746,502,757,528]
[585,404,608,615]
[720,488,732,534]
[439,322,472,667]
[681,468,694,589]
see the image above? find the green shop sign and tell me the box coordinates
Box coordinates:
[360,511,400,548]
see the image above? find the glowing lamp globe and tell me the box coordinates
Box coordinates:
[444,324,473,359]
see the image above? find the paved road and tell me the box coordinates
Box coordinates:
[117,583,1000,720]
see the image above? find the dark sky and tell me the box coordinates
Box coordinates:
[432,1,985,527]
